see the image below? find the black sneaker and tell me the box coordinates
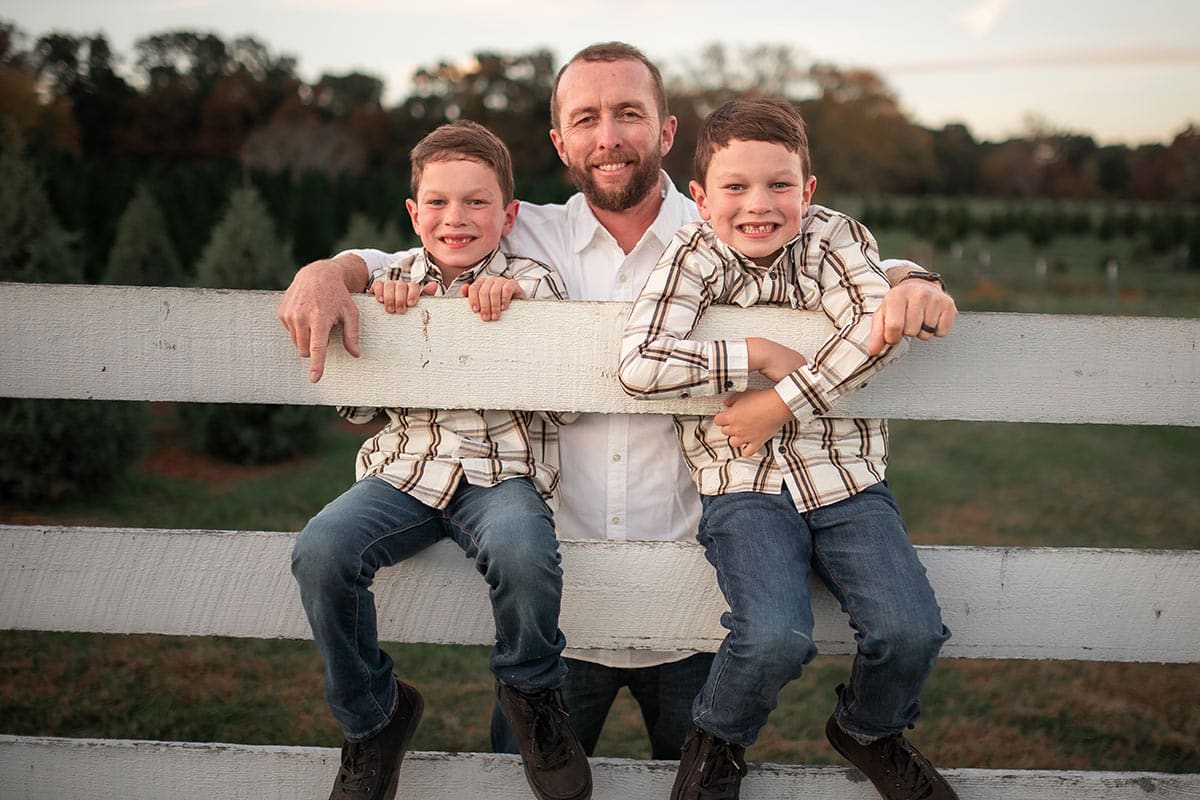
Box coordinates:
[669,724,746,800]
[825,714,960,800]
[329,678,425,800]
[496,683,592,800]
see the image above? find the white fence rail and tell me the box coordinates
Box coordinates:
[1,284,1197,799]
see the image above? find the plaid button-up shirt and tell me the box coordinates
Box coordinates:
[618,206,907,513]
[338,248,571,509]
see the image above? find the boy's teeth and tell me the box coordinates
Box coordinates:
[741,224,775,234]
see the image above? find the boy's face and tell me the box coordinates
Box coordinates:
[550,58,677,213]
[689,139,817,267]
[405,159,518,271]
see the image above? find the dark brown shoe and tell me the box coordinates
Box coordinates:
[329,678,424,800]
[825,714,960,800]
[497,683,592,800]
[669,724,746,800]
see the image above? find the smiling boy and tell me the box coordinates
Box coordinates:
[291,121,591,800]
[618,98,958,800]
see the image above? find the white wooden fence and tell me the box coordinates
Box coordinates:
[1,283,1198,800]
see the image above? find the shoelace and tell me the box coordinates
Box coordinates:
[529,695,574,771]
[696,739,746,800]
[335,741,377,796]
[880,737,938,800]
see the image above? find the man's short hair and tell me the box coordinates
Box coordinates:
[410,121,514,203]
[694,97,812,187]
[550,42,669,131]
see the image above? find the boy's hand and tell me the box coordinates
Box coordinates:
[747,337,807,383]
[714,388,795,458]
[463,276,527,321]
[370,280,438,313]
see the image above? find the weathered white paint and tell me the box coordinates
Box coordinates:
[2,736,1196,800]
[3,526,1196,663]
[2,283,1197,425]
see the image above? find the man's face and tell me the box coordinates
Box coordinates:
[550,59,677,213]
[405,159,518,273]
[690,139,817,266]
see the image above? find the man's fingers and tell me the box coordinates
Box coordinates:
[867,307,887,355]
[308,337,328,383]
[340,303,361,359]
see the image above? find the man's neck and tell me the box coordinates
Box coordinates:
[588,181,666,255]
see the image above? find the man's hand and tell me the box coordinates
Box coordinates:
[277,257,365,383]
[714,388,795,458]
[747,337,807,383]
[462,276,527,321]
[371,279,438,314]
[868,277,958,355]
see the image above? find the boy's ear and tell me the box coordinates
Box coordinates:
[689,180,712,221]
[501,199,520,237]
[405,198,420,231]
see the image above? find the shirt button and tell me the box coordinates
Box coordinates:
[680,392,689,398]
[724,381,734,389]
[611,452,622,462]
[619,273,628,282]
[778,445,786,454]
[611,516,621,525]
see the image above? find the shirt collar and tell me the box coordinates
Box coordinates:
[567,171,679,255]
[414,247,506,288]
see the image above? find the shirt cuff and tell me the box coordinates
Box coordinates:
[713,339,750,394]
[773,366,832,420]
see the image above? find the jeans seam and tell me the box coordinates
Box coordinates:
[812,535,869,723]
[350,512,440,738]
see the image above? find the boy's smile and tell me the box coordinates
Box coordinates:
[690,139,817,267]
[405,158,519,279]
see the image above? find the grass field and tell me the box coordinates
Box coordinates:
[2,407,1198,772]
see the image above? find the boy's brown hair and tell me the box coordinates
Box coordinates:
[410,121,514,203]
[694,97,812,186]
[550,41,669,131]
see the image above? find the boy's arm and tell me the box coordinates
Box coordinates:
[774,213,906,420]
[618,226,747,399]
[464,256,567,320]
[715,214,904,455]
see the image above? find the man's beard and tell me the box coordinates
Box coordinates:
[568,150,662,213]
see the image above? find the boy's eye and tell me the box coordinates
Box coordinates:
[724,183,745,192]
[771,182,794,190]
[426,199,445,206]
[467,199,489,207]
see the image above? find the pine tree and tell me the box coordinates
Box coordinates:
[333,212,409,255]
[102,183,185,286]
[179,183,324,463]
[0,129,146,502]
[0,128,79,284]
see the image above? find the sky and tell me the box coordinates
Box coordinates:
[4,0,1199,146]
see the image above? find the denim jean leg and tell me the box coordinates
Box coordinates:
[692,489,819,747]
[809,482,951,741]
[627,652,716,759]
[291,476,446,740]
[446,478,568,691]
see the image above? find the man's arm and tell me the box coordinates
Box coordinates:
[871,261,958,354]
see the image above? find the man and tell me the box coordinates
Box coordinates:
[277,41,958,762]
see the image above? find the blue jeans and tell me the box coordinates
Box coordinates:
[692,482,950,747]
[291,475,567,741]
[490,653,715,760]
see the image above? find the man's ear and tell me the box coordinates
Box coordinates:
[659,114,679,157]
[689,180,712,221]
[549,128,569,166]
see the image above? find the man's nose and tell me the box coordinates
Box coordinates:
[596,114,622,149]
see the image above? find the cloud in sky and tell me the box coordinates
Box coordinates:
[960,0,1014,36]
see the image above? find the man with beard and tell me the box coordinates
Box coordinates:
[277,41,958,762]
